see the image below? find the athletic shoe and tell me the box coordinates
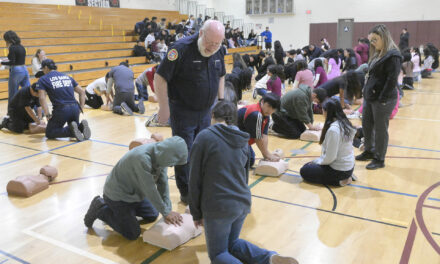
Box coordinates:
[0,116,7,129]
[270,254,299,264]
[252,88,257,99]
[145,113,169,127]
[355,151,375,161]
[79,120,91,140]
[120,102,133,116]
[69,122,84,141]
[84,196,105,228]
[366,159,385,170]
[138,99,145,114]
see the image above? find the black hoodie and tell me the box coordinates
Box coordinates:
[364,49,402,103]
[189,124,251,220]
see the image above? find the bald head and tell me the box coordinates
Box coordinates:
[198,20,225,57]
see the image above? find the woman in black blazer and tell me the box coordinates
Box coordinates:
[355,24,402,170]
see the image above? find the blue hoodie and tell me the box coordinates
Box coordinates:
[189,124,251,221]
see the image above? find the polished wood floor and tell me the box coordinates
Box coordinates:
[1,71,440,264]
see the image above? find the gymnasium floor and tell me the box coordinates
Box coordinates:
[0,71,440,264]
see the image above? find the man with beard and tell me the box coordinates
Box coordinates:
[154,20,226,204]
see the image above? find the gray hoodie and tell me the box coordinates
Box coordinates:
[104,136,188,216]
[189,124,251,221]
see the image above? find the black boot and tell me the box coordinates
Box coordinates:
[366,159,385,170]
[355,151,375,161]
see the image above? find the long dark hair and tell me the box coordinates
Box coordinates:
[319,98,355,145]
[3,30,21,45]
[268,64,278,81]
[412,47,422,66]
[274,40,283,52]
[324,49,340,64]
[233,53,247,69]
[314,59,324,71]
[344,71,362,101]
[345,48,356,58]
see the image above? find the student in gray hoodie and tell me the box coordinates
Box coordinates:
[189,101,298,264]
[300,98,356,186]
[84,136,188,240]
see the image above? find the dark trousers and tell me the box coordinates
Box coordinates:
[271,111,306,139]
[362,98,397,161]
[112,92,139,114]
[300,162,354,186]
[4,108,33,133]
[249,145,255,167]
[85,91,104,109]
[421,69,432,78]
[135,82,149,100]
[97,195,159,240]
[402,77,414,89]
[46,104,80,139]
[169,102,211,196]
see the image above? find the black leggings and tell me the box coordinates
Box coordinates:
[300,162,354,186]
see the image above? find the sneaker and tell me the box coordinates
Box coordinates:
[138,99,145,114]
[120,102,133,116]
[0,116,7,129]
[69,122,84,141]
[366,159,385,170]
[145,113,169,127]
[270,254,299,264]
[84,196,105,228]
[355,151,375,161]
[79,120,91,140]
[252,88,257,99]
[351,174,358,181]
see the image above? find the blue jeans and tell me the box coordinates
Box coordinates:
[256,88,267,97]
[135,81,149,100]
[8,66,30,105]
[46,104,80,139]
[204,208,276,264]
[246,39,256,46]
[97,195,159,240]
[169,102,211,196]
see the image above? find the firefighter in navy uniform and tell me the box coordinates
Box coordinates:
[36,59,91,141]
[154,20,226,203]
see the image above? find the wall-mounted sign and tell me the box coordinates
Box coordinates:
[76,0,120,8]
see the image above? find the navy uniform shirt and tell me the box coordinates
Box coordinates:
[36,71,78,108]
[8,86,40,113]
[156,33,226,111]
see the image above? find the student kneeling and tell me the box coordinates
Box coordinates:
[189,101,298,264]
[0,83,45,134]
[300,99,356,186]
[84,136,187,240]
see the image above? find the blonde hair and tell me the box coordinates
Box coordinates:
[368,24,398,62]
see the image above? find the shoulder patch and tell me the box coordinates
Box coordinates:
[167,49,178,61]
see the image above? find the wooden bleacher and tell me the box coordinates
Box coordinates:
[0,2,259,100]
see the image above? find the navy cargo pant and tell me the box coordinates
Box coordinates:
[169,101,211,197]
[46,104,80,139]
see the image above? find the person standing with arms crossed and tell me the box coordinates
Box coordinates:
[154,20,226,203]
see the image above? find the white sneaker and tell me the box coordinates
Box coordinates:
[252,88,258,99]
[145,113,169,127]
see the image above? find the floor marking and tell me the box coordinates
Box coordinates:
[382,218,408,227]
[89,139,129,148]
[400,219,418,264]
[0,141,80,167]
[0,249,30,264]
[22,201,116,264]
[141,248,167,264]
[394,116,440,123]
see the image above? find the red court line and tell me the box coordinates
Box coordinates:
[422,204,440,210]
[400,219,418,264]
[49,173,108,185]
[415,181,440,255]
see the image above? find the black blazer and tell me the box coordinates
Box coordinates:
[364,49,402,103]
